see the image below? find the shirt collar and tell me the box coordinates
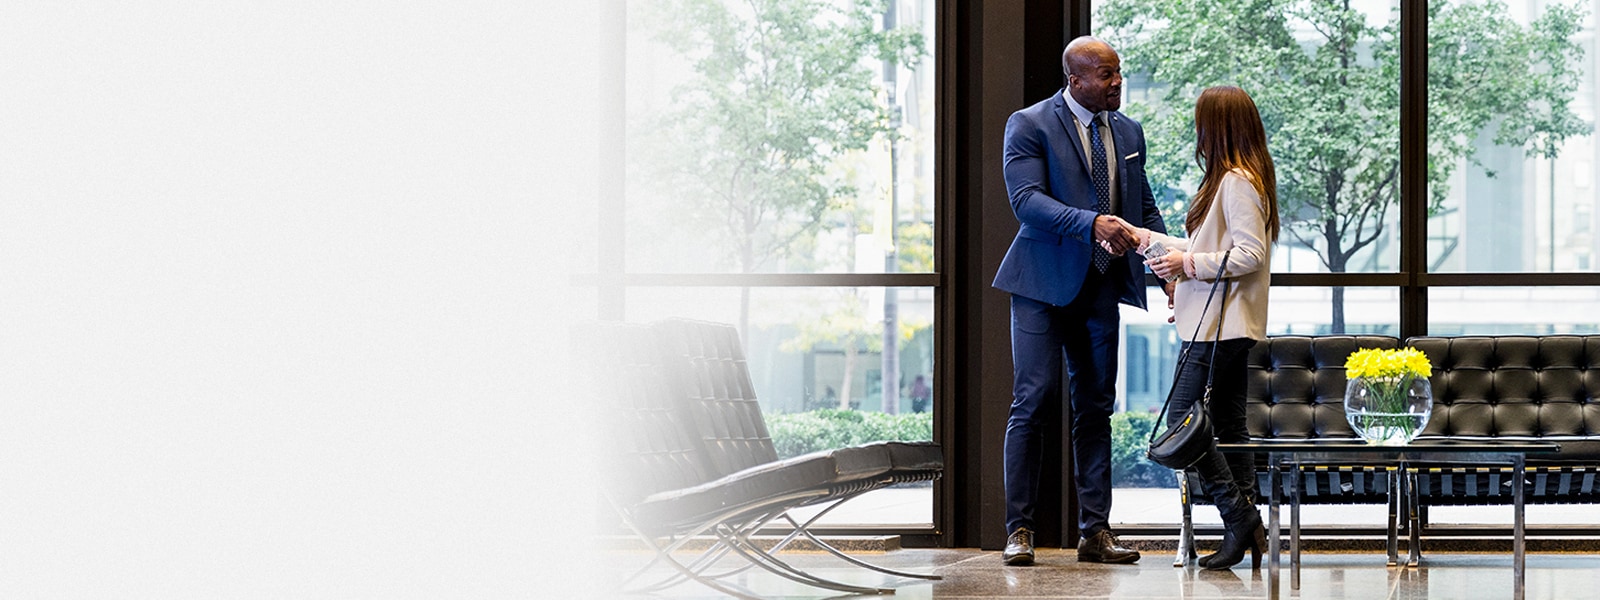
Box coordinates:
[1061,88,1103,129]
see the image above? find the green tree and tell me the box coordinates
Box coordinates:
[638,0,923,335]
[1100,0,1586,331]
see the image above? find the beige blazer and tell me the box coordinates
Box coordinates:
[1146,169,1272,341]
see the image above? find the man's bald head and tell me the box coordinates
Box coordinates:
[1062,37,1115,75]
[1062,36,1123,113]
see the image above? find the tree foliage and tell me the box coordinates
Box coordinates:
[1100,0,1586,328]
[640,0,924,274]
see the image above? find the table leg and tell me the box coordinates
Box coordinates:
[1386,466,1399,566]
[1406,467,1420,567]
[1268,456,1280,600]
[1514,455,1526,600]
[1290,460,1301,591]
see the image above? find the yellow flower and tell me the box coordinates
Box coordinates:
[1345,347,1431,380]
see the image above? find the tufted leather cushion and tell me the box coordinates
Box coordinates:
[631,444,895,531]
[1408,336,1600,461]
[589,321,712,506]
[1246,335,1402,440]
[653,318,782,476]
[882,439,945,472]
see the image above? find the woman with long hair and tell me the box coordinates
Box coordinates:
[1115,85,1280,570]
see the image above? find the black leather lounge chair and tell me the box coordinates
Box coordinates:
[592,318,943,598]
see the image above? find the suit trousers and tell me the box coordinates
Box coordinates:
[1004,261,1126,538]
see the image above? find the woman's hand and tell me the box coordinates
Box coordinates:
[1116,216,1151,250]
[1146,250,1186,281]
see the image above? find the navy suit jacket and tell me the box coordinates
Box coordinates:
[994,90,1168,308]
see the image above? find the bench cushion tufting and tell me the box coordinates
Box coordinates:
[1409,336,1600,462]
[1247,335,1401,440]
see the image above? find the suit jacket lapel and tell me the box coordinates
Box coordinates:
[1052,92,1092,183]
[1109,112,1134,218]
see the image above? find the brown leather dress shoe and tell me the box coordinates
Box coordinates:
[1002,527,1035,566]
[1076,529,1141,564]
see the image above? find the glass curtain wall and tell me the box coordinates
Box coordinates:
[620,0,938,527]
[1097,0,1405,526]
[1095,0,1596,529]
[1424,0,1596,527]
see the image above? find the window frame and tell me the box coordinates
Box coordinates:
[1097,0,1600,540]
[594,0,947,538]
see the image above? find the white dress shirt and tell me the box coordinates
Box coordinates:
[1061,90,1119,213]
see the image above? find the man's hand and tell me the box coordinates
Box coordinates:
[1162,280,1176,324]
[1108,215,1149,249]
[1093,215,1140,256]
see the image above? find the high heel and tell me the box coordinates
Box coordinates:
[1249,522,1267,569]
[1201,511,1265,570]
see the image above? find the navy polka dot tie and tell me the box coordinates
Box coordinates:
[1088,115,1112,273]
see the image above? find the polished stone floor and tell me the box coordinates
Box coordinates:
[605,546,1600,599]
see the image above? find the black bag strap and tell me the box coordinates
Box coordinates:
[1148,249,1233,446]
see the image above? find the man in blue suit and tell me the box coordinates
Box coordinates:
[995,37,1171,566]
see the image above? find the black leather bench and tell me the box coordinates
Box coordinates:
[1180,334,1600,565]
[594,318,943,597]
[1409,336,1600,505]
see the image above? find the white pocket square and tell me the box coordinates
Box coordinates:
[1124,152,1141,160]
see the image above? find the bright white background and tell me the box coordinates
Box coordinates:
[0,2,600,597]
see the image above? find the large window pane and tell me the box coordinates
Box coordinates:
[1429,287,1600,335]
[623,0,936,275]
[1428,1,1592,273]
[1100,0,1402,278]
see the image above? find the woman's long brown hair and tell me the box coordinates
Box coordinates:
[1187,86,1279,242]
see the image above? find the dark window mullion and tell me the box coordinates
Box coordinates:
[1400,0,1429,338]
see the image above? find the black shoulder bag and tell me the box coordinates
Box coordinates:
[1146,249,1233,470]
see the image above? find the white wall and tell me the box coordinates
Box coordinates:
[0,2,601,597]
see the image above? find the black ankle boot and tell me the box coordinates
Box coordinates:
[1200,510,1265,571]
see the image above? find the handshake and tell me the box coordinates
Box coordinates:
[1096,215,1181,282]
[1093,214,1143,257]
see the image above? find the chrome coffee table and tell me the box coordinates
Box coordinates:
[1218,440,1560,600]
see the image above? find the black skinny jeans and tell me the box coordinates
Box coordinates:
[1166,337,1258,524]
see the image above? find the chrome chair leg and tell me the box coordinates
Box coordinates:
[1175,469,1197,567]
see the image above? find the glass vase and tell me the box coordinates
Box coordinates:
[1344,375,1432,446]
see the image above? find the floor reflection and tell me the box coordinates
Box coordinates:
[604,547,1600,599]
